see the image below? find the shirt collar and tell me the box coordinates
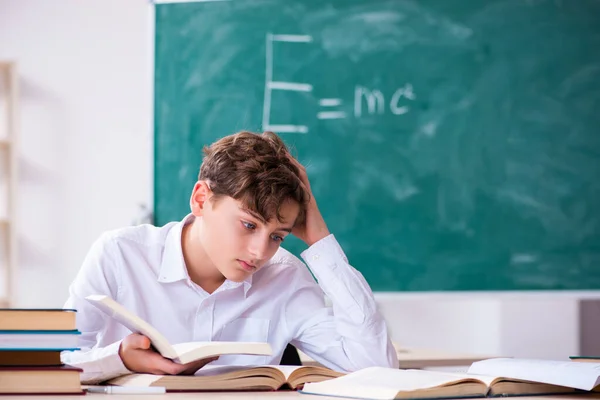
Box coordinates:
[157,214,253,297]
[157,214,193,284]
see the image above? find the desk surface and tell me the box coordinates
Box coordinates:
[2,393,600,400]
[395,347,495,368]
[299,346,494,369]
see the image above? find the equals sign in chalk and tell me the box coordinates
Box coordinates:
[317,99,346,119]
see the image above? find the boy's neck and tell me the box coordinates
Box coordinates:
[181,220,226,294]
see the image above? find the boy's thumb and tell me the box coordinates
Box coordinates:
[131,333,151,350]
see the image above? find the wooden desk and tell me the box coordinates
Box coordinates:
[1,393,599,400]
[395,347,493,369]
[299,347,493,369]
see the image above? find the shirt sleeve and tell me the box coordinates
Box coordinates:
[283,234,399,372]
[60,233,131,384]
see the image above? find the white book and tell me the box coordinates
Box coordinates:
[468,358,600,391]
[85,294,272,365]
[301,358,600,400]
[0,331,80,350]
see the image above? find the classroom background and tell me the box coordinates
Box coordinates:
[1,0,599,364]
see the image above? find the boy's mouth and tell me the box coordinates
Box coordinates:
[237,259,256,272]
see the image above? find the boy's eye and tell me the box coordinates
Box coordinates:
[271,235,284,243]
[242,221,256,230]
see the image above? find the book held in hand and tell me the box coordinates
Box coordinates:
[85,294,272,364]
[301,358,600,400]
[106,364,344,391]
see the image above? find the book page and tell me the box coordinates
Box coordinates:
[302,367,486,400]
[192,365,259,377]
[85,295,175,358]
[109,365,274,385]
[108,374,162,387]
[468,358,600,391]
[430,371,497,387]
[170,341,272,364]
[270,365,304,380]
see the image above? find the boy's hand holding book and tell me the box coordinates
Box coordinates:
[85,295,272,373]
[119,333,218,376]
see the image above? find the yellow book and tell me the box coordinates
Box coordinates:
[106,364,344,391]
[0,309,76,331]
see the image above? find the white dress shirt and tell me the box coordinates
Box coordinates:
[61,214,399,383]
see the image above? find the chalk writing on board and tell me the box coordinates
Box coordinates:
[262,33,313,134]
[262,33,416,133]
[355,83,416,117]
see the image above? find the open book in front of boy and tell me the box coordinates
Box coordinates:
[85,294,272,364]
[301,358,600,400]
[105,364,344,391]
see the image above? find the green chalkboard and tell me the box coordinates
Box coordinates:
[154,0,600,291]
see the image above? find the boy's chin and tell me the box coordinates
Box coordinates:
[220,268,250,283]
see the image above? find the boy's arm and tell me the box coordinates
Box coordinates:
[283,234,399,372]
[284,155,398,371]
[61,234,131,384]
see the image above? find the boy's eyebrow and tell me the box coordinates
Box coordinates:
[240,207,266,223]
[240,207,294,233]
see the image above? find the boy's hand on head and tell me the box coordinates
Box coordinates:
[118,333,218,376]
[287,155,330,247]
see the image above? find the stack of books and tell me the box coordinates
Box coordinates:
[0,308,83,394]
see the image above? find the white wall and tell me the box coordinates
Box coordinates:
[0,0,593,361]
[0,0,152,307]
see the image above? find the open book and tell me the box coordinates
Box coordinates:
[301,358,600,400]
[85,295,272,364]
[106,364,345,391]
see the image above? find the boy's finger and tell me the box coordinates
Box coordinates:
[124,333,151,350]
[136,335,152,350]
[142,351,184,375]
[178,356,219,375]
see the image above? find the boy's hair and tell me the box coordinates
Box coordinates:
[199,131,308,225]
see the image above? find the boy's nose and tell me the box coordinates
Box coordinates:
[248,236,269,261]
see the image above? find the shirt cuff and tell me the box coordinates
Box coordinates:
[78,340,131,384]
[301,234,348,276]
[99,340,130,378]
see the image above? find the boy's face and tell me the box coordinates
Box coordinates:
[192,183,300,282]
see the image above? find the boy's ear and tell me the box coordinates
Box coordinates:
[190,181,212,217]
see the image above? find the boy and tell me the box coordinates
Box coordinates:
[62,131,399,383]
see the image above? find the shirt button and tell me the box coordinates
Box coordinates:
[313,254,320,261]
